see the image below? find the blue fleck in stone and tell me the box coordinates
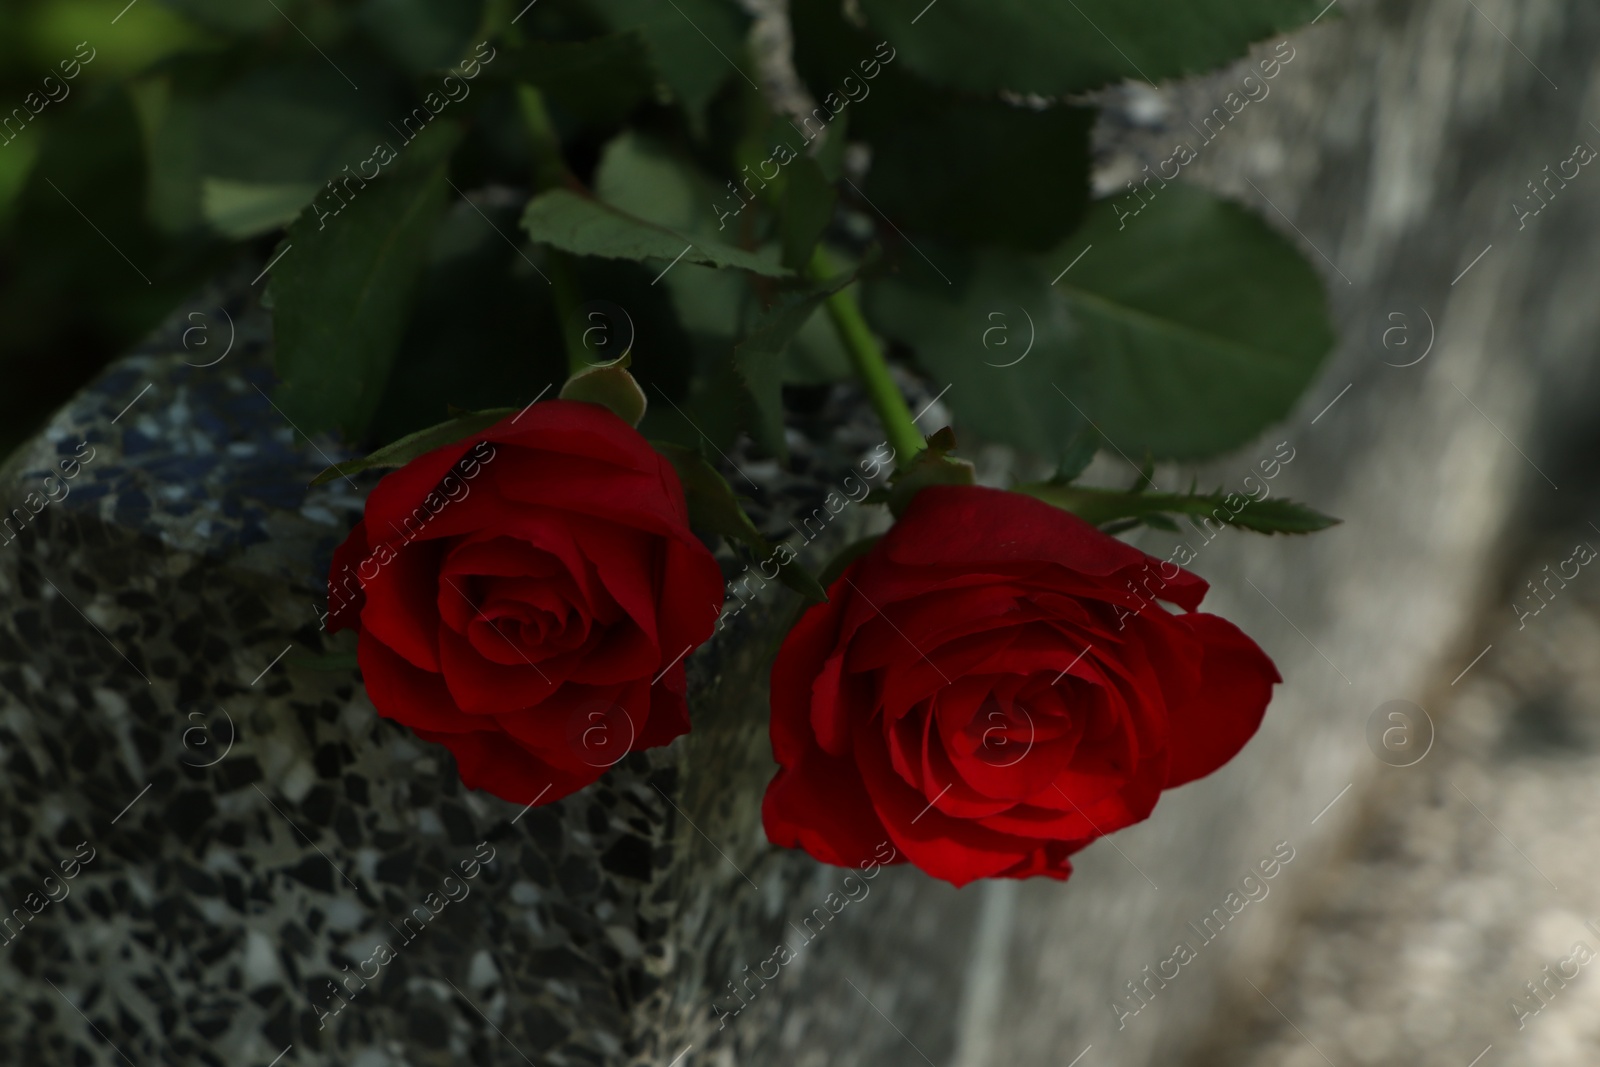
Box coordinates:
[122,430,158,456]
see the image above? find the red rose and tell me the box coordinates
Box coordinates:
[762,484,1279,887]
[326,400,724,806]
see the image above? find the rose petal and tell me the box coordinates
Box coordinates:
[358,635,473,734]
[1162,612,1279,788]
[763,747,891,868]
[884,486,1209,611]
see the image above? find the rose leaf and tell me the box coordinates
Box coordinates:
[520,188,789,277]
[309,406,516,486]
[269,121,463,440]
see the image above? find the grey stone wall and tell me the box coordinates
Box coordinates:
[5,0,1600,1064]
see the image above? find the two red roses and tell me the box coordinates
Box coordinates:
[328,402,1278,887]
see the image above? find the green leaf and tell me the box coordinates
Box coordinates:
[785,295,854,383]
[780,154,836,269]
[269,122,463,439]
[154,0,279,33]
[131,60,392,235]
[790,1,916,142]
[201,178,319,238]
[360,0,485,74]
[1017,483,1340,535]
[858,0,1319,96]
[499,34,656,125]
[813,108,849,182]
[862,98,1093,252]
[521,189,788,276]
[864,185,1335,461]
[310,406,517,486]
[1054,424,1101,484]
[588,0,752,124]
[0,87,215,461]
[367,199,567,446]
[655,442,829,602]
[731,287,839,460]
[594,129,726,236]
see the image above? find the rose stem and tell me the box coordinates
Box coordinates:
[517,85,589,374]
[808,246,924,461]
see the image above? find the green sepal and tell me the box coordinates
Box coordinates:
[309,406,517,486]
[560,358,647,427]
[654,441,829,603]
[1053,424,1101,484]
[886,426,977,517]
[1017,482,1340,535]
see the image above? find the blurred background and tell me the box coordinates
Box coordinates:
[6,0,1600,1065]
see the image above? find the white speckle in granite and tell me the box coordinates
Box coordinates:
[134,415,161,438]
[196,897,231,925]
[605,924,643,960]
[413,757,438,775]
[519,908,547,939]
[159,485,187,502]
[244,929,284,986]
[300,505,339,526]
[18,664,42,692]
[92,687,128,719]
[744,460,781,482]
[354,847,382,885]
[348,1049,396,1067]
[1124,82,1171,126]
[258,738,295,779]
[226,442,257,458]
[387,737,424,762]
[346,932,389,963]
[415,809,445,837]
[324,896,366,931]
[468,949,500,989]
[124,868,155,907]
[279,760,316,803]
[509,881,540,906]
[202,848,244,875]
[339,698,372,735]
[37,800,68,837]
[193,519,212,540]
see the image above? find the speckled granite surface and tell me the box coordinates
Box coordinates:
[0,276,949,1067]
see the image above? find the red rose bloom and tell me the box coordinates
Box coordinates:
[326,400,724,806]
[763,484,1279,887]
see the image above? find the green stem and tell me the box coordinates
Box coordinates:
[809,247,924,461]
[517,85,587,372]
[547,258,590,374]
